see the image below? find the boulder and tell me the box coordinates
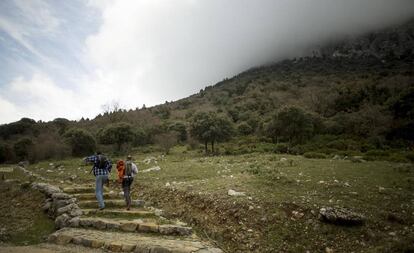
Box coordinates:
[53,198,76,211]
[319,207,365,226]
[68,217,80,227]
[55,213,71,229]
[52,193,72,200]
[57,203,79,216]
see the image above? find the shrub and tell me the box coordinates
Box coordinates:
[388,153,410,163]
[273,143,289,153]
[303,152,327,159]
[290,145,306,155]
[405,152,414,162]
[365,150,390,157]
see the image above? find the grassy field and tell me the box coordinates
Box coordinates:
[7,146,414,252]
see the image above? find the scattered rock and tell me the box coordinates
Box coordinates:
[378,187,387,194]
[228,189,246,196]
[325,247,334,253]
[142,166,161,173]
[332,155,343,160]
[319,207,365,226]
[292,211,305,220]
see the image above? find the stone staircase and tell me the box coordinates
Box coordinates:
[47,184,222,253]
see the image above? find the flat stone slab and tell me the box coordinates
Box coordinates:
[319,207,366,226]
[78,200,145,208]
[74,217,192,236]
[49,228,222,253]
[63,187,96,194]
[0,167,14,172]
[72,192,120,200]
[82,209,155,218]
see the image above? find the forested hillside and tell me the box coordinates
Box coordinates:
[1,19,413,163]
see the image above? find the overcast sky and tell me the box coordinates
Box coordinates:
[0,0,413,124]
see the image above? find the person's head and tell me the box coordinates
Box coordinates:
[96,151,102,155]
[127,155,132,161]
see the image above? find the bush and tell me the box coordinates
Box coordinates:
[406,152,414,162]
[365,150,390,157]
[388,153,410,163]
[290,145,306,155]
[303,152,327,159]
[273,143,289,153]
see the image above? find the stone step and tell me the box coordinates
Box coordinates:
[72,192,121,200]
[63,186,96,194]
[78,199,145,209]
[49,227,223,253]
[82,209,156,219]
[73,217,192,236]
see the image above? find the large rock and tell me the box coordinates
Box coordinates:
[319,207,365,226]
[57,203,80,216]
[68,217,80,227]
[32,182,62,196]
[53,198,76,211]
[52,192,72,200]
[55,213,71,229]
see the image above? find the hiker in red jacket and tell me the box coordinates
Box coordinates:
[121,155,138,210]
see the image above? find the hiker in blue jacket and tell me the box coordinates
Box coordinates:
[84,151,112,210]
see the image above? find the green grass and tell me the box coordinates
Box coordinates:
[9,212,55,245]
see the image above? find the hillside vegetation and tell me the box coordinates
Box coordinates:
[0,19,413,163]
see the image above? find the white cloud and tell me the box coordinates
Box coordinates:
[0,72,97,123]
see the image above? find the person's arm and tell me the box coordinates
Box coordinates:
[106,160,112,173]
[84,155,97,164]
[132,163,138,175]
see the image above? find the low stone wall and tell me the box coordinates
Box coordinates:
[31,182,83,229]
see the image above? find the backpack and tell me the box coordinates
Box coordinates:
[116,160,125,182]
[97,154,108,169]
[125,161,133,177]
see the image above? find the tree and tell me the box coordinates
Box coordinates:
[168,122,187,142]
[154,132,178,154]
[238,122,253,135]
[189,112,233,153]
[63,128,96,156]
[133,128,149,146]
[101,101,125,123]
[266,107,314,145]
[53,118,70,135]
[13,137,34,160]
[98,122,135,151]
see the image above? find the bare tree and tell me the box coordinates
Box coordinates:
[101,100,125,123]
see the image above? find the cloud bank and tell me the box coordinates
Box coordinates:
[1,0,414,124]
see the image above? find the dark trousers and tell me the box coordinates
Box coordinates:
[122,177,134,207]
